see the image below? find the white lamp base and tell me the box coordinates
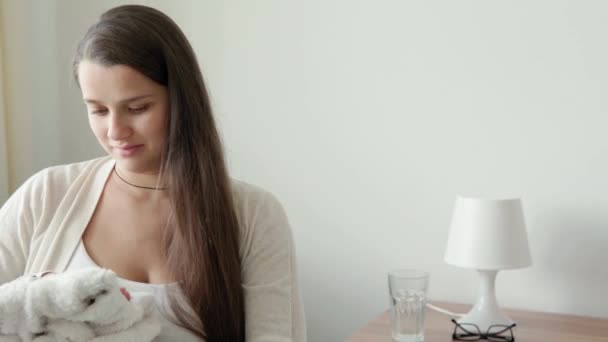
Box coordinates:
[457,270,514,332]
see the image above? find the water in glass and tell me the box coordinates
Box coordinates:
[390,289,426,342]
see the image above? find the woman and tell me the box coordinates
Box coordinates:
[0,4,306,341]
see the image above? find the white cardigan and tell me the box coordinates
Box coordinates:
[0,156,306,341]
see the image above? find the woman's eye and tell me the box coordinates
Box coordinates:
[90,108,108,115]
[129,105,149,113]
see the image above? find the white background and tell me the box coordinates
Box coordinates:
[2,1,607,341]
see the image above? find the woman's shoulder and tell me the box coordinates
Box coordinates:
[230,179,284,214]
[229,179,290,234]
[39,156,111,181]
[230,178,270,199]
[18,156,112,197]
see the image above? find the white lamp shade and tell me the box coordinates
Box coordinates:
[444,197,532,270]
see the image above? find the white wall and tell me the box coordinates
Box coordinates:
[2,1,608,341]
[0,7,8,202]
[214,1,608,340]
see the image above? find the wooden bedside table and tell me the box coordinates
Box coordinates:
[347,301,608,342]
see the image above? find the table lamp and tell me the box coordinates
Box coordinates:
[444,196,532,332]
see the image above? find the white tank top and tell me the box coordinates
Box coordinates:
[65,240,203,341]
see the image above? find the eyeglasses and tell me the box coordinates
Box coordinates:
[451,318,517,341]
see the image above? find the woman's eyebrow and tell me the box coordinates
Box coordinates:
[83,94,154,104]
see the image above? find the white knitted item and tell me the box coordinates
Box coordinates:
[0,268,161,342]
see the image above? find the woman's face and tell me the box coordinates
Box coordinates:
[78,61,169,174]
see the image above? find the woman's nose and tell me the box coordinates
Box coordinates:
[107,111,132,141]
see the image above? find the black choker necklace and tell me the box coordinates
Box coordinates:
[114,167,167,190]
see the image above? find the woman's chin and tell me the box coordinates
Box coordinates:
[113,158,160,175]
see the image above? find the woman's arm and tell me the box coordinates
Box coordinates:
[0,174,41,284]
[240,189,306,342]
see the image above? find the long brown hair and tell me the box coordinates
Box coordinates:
[73,5,244,341]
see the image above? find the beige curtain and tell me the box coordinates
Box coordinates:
[0,7,9,204]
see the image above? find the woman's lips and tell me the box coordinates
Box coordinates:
[115,144,143,157]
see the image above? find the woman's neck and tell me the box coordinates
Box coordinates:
[113,165,168,192]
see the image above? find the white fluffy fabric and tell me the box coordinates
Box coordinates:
[0,268,161,342]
